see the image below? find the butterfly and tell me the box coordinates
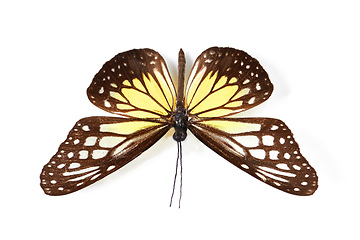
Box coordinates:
[40,47,318,201]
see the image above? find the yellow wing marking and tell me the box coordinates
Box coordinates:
[186,67,250,117]
[188,71,218,110]
[225,100,243,108]
[110,91,127,102]
[229,77,237,84]
[232,88,250,100]
[100,121,161,135]
[123,80,131,87]
[196,109,234,118]
[185,65,206,107]
[133,78,147,92]
[125,110,159,118]
[143,72,172,112]
[191,84,238,115]
[200,119,261,134]
[121,87,168,116]
[213,76,228,91]
[116,104,135,110]
[157,63,176,111]
[186,70,244,117]
[116,68,175,118]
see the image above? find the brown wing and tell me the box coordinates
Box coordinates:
[87,49,176,118]
[40,117,170,195]
[188,117,318,195]
[185,47,273,118]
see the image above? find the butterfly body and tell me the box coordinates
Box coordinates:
[172,49,188,142]
[41,47,318,198]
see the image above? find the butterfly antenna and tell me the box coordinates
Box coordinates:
[170,141,183,208]
[179,141,183,208]
[169,146,179,207]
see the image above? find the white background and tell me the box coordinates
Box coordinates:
[1,0,359,239]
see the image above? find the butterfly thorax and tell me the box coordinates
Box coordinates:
[172,102,188,142]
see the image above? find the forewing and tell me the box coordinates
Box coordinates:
[189,117,318,195]
[185,47,273,118]
[87,49,176,118]
[40,117,170,195]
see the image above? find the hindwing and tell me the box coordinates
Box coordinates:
[188,117,318,195]
[87,49,176,118]
[185,47,273,118]
[41,117,170,195]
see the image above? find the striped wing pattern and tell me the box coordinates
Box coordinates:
[189,117,318,195]
[87,49,176,118]
[186,47,273,118]
[41,117,170,195]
